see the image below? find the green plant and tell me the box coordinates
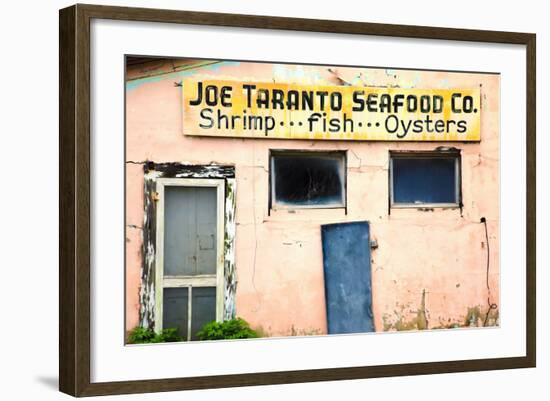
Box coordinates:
[127,326,183,344]
[152,327,182,343]
[127,326,156,344]
[197,318,260,340]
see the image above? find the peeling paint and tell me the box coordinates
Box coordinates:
[288,326,322,336]
[223,178,237,319]
[383,301,500,331]
[382,290,429,331]
[144,161,235,178]
[139,178,157,330]
[465,306,482,327]
[417,289,428,330]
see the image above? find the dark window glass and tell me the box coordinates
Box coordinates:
[163,287,189,339]
[271,153,345,207]
[392,157,458,205]
[190,287,217,340]
[162,286,217,340]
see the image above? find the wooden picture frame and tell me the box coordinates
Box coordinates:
[59,3,536,397]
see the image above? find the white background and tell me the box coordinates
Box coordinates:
[0,0,545,400]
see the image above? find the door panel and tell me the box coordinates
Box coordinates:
[164,186,217,276]
[195,187,218,274]
[321,221,374,334]
[190,287,217,340]
[162,287,189,338]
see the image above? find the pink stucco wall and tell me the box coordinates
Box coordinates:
[125,59,500,336]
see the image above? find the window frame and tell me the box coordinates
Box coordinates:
[389,150,462,209]
[269,149,347,210]
[154,178,225,339]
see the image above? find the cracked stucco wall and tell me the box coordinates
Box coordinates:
[125,60,500,336]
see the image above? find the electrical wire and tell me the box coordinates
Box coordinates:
[481,217,498,326]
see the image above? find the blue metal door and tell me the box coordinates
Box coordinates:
[321,221,374,334]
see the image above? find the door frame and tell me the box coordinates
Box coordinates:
[154,178,225,334]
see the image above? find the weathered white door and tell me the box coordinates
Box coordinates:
[155,179,225,340]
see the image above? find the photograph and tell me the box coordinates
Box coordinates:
[124,56,500,344]
[54,2,536,397]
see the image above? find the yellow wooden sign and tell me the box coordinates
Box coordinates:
[182,80,481,141]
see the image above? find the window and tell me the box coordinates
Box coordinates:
[390,151,461,208]
[270,151,346,209]
[155,178,225,340]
